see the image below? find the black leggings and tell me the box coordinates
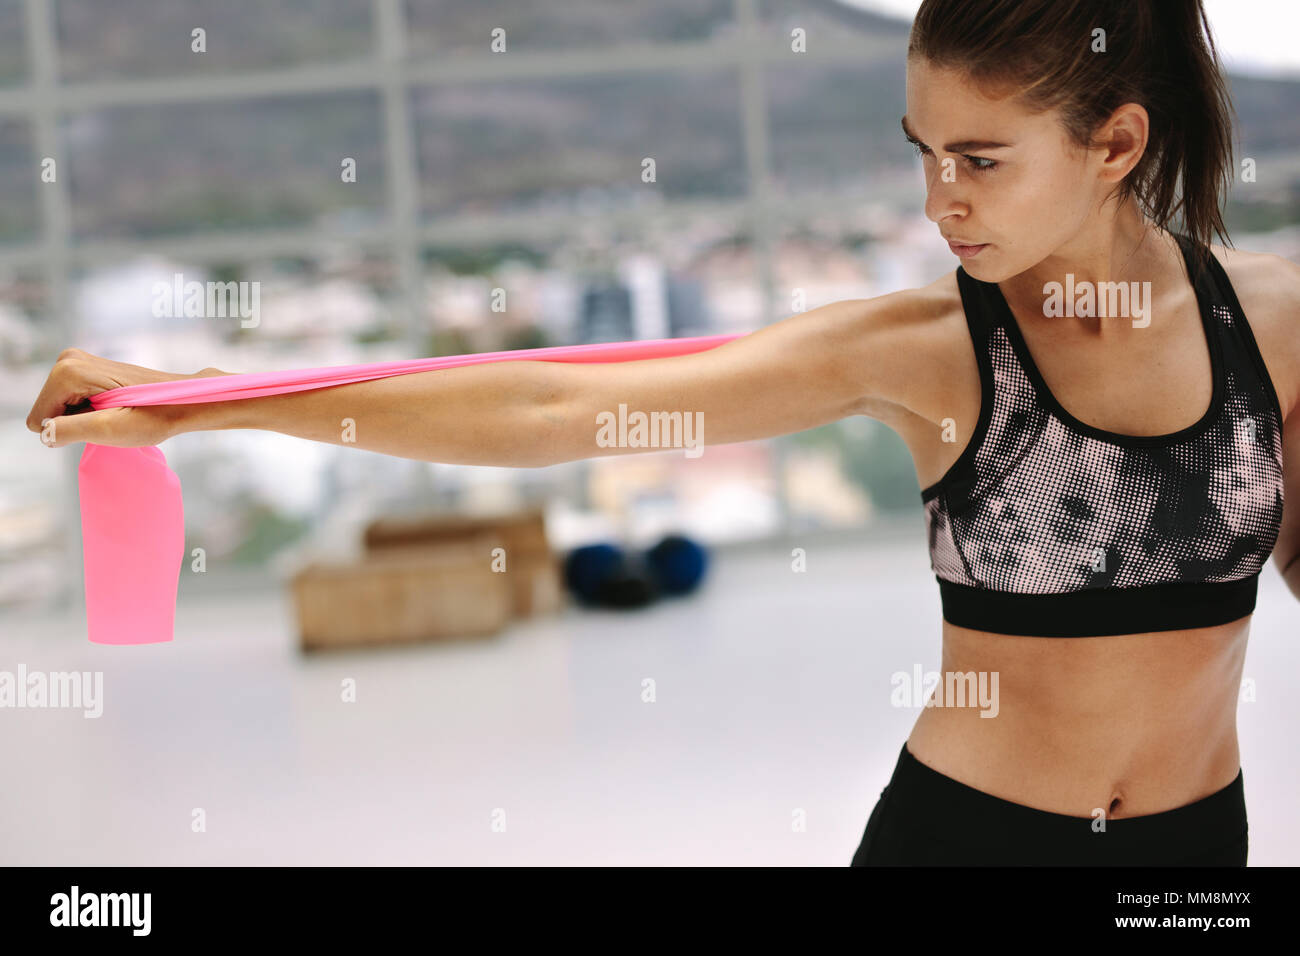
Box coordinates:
[852,743,1248,866]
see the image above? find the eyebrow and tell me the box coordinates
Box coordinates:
[900,116,1013,152]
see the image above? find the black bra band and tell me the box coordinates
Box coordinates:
[936,573,1259,637]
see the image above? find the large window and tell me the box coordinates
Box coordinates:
[3,0,1297,613]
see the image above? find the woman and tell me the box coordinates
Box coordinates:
[27,0,1300,865]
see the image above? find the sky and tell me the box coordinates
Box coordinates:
[842,0,1300,78]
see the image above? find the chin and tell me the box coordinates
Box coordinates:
[958,255,1000,281]
[966,252,1028,284]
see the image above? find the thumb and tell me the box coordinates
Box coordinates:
[38,407,131,448]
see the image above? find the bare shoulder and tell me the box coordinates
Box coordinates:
[1210,241,1300,420]
[844,269,975,427]
[1211,240,1300,298]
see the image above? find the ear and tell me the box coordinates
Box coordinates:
[1095,102,1150,183]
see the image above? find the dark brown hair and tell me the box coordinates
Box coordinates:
[908,0,1235,267]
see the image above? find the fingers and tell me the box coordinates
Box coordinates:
[26,350,223,437]
[25,351,91,434]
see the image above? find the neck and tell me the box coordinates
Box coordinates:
[1001,201,1167,339]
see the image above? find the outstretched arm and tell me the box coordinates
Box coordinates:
[30,295,925,467]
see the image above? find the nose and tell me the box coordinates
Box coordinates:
[922,161,969,225]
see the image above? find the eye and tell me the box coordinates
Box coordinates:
[909,140,998,173]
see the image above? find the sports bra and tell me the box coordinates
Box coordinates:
[921,232,1286,637]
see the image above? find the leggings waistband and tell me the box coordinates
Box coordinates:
[885,743,1247,864]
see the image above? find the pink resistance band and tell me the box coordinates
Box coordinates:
[78,333,744,645]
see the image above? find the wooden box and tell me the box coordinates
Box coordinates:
[363,506,564,618]
[290,533,512,651]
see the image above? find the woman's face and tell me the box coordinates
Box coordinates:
[903,56,1117,283]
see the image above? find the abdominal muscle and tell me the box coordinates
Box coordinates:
[904,615,1250,819]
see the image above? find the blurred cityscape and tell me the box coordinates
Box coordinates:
[1,0,1299,610]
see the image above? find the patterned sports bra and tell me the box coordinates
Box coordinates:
[922,233,1286,637]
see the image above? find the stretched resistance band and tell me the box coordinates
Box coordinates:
[78,333,744,645]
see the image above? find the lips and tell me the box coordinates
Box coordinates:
[945,238,988,258]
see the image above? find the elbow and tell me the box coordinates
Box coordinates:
[512,396,573,468]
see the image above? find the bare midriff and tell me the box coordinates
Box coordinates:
[904,615,1250,819]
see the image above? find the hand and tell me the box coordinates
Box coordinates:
[26,348,232,449]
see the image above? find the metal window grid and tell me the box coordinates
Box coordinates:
[13,0,896,609]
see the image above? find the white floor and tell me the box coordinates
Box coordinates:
[1,530,1297,866]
